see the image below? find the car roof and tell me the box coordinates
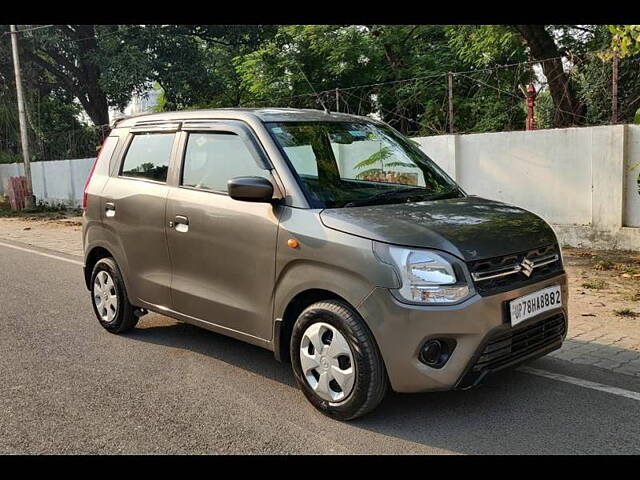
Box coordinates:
[112,107,376,128]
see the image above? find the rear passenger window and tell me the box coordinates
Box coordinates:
[181,132,265,192]
[121,133,175,182]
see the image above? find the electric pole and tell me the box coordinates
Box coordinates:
[612,52,619,124]
[447,72,454,134]
[9,25,35,209]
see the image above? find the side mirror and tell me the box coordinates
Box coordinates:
[227,176,275,203]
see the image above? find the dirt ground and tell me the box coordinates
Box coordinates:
[0,215,84,256]
[563,247,640,320]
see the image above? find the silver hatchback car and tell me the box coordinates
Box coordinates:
[83,108,568,420]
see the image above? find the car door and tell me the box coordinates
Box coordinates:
[100,125,179,308]
[165,122,281,341]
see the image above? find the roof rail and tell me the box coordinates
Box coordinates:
[111,111,158,128]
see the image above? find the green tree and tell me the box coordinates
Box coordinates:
[0,25,102,162]
[447,25,593,128]
[126,25,277,110]
[237,25,380,110]
[607,25,640,58]
[237,25,528,135]
[16,25,151,128]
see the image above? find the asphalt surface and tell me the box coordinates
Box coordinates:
[1,242,639,454]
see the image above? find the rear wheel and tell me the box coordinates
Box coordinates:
[290,300,388,421]
[90,257,138,333]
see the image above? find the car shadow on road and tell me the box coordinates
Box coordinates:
[124,315,640,454]
[124,314,298,387]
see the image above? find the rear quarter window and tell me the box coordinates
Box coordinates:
[94,135,119,176]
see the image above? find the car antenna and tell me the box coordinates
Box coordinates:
[294,61,330,114]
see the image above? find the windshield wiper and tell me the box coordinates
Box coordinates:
[344,186,459,208]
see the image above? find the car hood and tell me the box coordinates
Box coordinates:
[319,196,557,261]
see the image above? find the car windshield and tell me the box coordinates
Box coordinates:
[266,121,461,208]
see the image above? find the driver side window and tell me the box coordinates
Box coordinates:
[181,132,266,192]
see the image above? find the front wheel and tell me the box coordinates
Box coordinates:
[290,300,388,421]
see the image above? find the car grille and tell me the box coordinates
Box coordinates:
[457,312,566,389]
[468,244,564,297]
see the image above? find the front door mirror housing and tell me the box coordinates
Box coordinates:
[227,176,275,203]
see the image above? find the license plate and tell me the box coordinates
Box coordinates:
[509,285,562,327]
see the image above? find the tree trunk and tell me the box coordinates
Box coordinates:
[513,25,583,127]
[71,25,111,131]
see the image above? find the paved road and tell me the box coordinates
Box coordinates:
[1,242,639,454]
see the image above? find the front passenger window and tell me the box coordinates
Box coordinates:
[181,132,266,192]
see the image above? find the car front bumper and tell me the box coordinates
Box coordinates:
[357,273,569,393]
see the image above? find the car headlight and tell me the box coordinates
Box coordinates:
[374,243,470,305]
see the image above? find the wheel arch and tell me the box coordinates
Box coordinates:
[84,245,114,289]
[274,288,357,364]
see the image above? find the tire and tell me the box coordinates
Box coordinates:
[290,300,388,421]
[90,257,138,334]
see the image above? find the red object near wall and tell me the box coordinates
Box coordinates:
[526,83,537,130]
[6,176,28,210]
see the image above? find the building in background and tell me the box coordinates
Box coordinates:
[109,84,162,124]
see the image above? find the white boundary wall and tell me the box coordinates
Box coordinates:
[0,157,94,208]
[416,124,640,250]
[1,124,639,250]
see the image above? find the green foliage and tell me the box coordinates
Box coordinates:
[354,147,390,179]
[150,82,167,113]
[572,27,640,125]
[236,25,380,109]
[446,25,523,66]
[581,279,608,290]
[4,22,640,167]
[96,25,156,110]
[353,146,416,181]
[131,25,277,110]
[0,27,102,162]
[354,147,392,171]
[533,90,554,130]
[236,25,529,135]
[606,25,640,58]
[445,26,529,133]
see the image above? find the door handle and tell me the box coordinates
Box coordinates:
[105,201,116,217]
[174,215,189,233]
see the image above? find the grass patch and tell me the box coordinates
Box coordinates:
[593,259,614,270]
[0,199,77,220]
[581,279,608,290]
[615,264,640,275]
[614,308,639,318]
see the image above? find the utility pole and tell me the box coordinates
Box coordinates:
[335,88,340,113]
[9,25,35,209]
[447,72,454,134]
[611,52,619,124]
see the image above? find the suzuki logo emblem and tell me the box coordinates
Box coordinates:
[521,258,534,277]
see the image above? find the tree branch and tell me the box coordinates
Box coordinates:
[401,26,419,46]
[36,47,84,80]
[24,50,78,93]
[567,25,596,34]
